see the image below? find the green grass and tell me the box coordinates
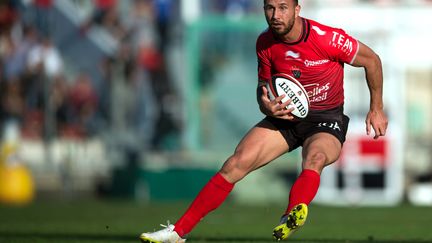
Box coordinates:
[0,200,432,243]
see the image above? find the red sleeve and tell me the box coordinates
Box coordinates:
[325,28,359,64]
[256,33,272,82]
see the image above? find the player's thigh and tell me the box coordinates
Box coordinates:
[301,132,342,172]
[220,119,289,179]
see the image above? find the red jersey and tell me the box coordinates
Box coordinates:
[257,18,359,110]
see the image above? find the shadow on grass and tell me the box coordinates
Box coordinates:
[0,232,430,243]
[189,236,432,243]
[0,231,136,242]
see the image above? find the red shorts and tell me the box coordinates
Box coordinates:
[264,106,350,152]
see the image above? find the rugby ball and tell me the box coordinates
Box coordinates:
[266,73,310,118]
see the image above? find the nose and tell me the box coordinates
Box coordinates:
[272,8,281,21]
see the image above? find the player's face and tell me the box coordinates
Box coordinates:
[264,0,300,36]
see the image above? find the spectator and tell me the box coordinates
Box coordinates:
[68,72,99,137]
[81,0,125,39]
[3,25,38,81]
[51,75,72,136]
[27,37,63,79]
[0,1,18,36]
[153,0,177,53]
[32,0,54,36]
[0,78,25,123]
[25,36,63,112]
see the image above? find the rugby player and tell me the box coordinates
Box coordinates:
[140,0,388,242]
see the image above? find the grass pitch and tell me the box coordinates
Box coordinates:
[0,199,431,243]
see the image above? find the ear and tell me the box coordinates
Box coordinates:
[295,4,301,18]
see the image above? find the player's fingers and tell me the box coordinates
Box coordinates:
[261,86,269,100]
[282,113,295,120]
[274,94,286,103]
[370,121,377,138]
[277,113,295,120]
[261,87,272,104]
[372,123,384,139]
[379,125,387,136]
[262,85,268,96]
[379,123,388,136]
[280,99,291,109]
[287,106,295,113]
[274,107,292,115]
[273,106,295,119]
[274,102,294,113]
[373,132,379,140]
[365,117,371,136]
[383,119,389,132]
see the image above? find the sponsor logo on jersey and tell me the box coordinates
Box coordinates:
[312,25,326,35]
[304,82,330,103]
[330,31,354,54]
[304,59,330,67]
[291,66,301,79]
[285,50,300,60]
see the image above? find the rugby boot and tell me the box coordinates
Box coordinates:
[140,223,186,243]
[272,203,308,241]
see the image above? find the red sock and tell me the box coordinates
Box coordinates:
[286,169,320,214]
[174,173,234,237]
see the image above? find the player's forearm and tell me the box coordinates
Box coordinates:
[257,80,267,114]
[365,54,384,111]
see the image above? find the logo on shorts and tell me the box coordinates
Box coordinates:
[317,121,341,131]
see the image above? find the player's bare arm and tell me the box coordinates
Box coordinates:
[351,41,388,139]
[256,80,295,120]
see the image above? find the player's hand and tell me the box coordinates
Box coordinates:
[365,108,388,139]
[260,86,295,120]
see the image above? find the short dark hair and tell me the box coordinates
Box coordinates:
[263,0,299,5]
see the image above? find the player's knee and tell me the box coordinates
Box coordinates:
[303,151,327,173]
[220,152,253,183]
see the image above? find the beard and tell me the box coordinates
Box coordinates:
[269,15,295,37]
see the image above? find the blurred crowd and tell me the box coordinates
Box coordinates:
[0,0,183,151]
[0,0,60,140]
